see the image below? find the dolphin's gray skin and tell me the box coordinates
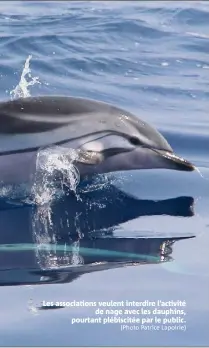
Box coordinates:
[0,96,195,185]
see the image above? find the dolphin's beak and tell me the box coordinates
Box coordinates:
[152,149,195,172]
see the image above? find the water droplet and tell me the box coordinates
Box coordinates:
[161,62,169,67]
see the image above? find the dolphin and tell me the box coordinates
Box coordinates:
[0,96,195,186]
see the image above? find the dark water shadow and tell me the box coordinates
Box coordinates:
[0,184,195,288]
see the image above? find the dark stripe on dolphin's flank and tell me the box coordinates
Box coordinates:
[0,130,133,157]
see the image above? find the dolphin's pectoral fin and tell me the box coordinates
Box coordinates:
[76,150,103,165]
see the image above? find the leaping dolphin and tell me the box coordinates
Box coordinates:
[0,96,195,186]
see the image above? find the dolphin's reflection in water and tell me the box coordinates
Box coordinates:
[0,183,195,287]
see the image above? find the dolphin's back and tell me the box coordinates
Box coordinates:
[0,96,172,153]
[0,96,117,134]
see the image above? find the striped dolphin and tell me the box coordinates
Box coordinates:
[0,96,195,186]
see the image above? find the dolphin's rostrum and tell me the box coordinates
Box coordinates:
[0,96,195,185]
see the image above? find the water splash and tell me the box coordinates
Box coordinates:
[32,205,84,270]
[30,145,83,270]
[31,145,80,205]
[194,166,209,182]
[10,55,41,99]
[0,183,30,202]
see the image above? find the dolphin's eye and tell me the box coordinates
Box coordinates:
[129,136,142,146]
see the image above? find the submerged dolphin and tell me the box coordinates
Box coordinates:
[0,96,195,185]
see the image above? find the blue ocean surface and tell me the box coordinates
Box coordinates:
[0,1,209,346]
